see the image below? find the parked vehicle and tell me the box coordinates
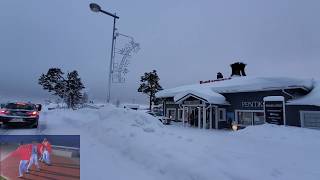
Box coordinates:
[146,111,171,125]
[0,102,42,128]
[161,117,171,125]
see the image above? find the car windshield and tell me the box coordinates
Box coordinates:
[5,103,35,110]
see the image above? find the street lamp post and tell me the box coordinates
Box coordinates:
[89,3,119,103]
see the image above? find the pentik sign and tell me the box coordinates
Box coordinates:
[241,101,264,108]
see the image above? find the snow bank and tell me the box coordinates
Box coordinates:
[236,124,320,143]
[41,105,171,179]
[42,104,163,135]
[8,104,320,180]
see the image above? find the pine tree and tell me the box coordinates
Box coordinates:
[64,71,85,109]
[138,70,163,110]
[38,68,66,99]
[39,68,85,109]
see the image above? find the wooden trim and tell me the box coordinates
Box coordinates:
[175,93,208,104]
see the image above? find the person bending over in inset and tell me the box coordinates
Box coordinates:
[26,141,41,172]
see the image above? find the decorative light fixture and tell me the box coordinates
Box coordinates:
[89,3,101,12]
[232,124,238,131]
[232,121,238,131]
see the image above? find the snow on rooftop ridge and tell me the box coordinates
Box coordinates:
[208,76,313,93]
[156,76,313,99]
[156,82,212,98]
[173,88,227,104]
[287,80,320,106]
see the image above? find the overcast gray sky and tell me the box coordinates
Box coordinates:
[0,0,319,104]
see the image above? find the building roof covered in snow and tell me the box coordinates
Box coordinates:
[156,76,314,104]
[287,80,320,106]
[173,89,228,105]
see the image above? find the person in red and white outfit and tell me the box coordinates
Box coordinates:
[26,141,41,173]
[11,143,32,178]
[40,138,52,165]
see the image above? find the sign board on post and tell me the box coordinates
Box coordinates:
[263,96,285,125]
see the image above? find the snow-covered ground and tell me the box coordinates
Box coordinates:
[1,105,320,180]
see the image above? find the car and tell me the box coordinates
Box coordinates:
[146,111,171,125]
[0,102,42,128]
[160,116,171,125]
[146,111,157,117]
[147,111,162,121]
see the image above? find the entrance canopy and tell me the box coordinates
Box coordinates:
[174,89,228,105]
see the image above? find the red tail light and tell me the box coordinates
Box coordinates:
[27,111,38,116]
[0,109,9,115]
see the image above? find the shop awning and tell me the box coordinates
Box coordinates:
[174,89,228,105]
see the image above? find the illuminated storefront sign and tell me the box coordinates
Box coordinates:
[241,101,264,108]
[264,101,285,125]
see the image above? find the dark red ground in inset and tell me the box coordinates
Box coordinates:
[0,154,80,180]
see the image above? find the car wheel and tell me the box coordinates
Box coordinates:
[32,121,38,129]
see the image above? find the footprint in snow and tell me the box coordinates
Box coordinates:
[271,168,283,177]
[159,169,166,175]
[143,128,155,133]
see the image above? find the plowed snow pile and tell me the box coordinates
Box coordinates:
[33,105,320,180]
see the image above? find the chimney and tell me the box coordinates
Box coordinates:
[239,62,246,76]
[217,72,224,79]
[230,62,246,77]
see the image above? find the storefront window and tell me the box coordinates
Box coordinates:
[253,112,265,125]
[238,112,252,125]
[237,111,265,126]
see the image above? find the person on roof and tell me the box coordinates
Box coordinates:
[26,141,41,172]
[40,138,52,165]
[11,142,32,178]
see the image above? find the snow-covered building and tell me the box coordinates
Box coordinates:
[156,65,320,129]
